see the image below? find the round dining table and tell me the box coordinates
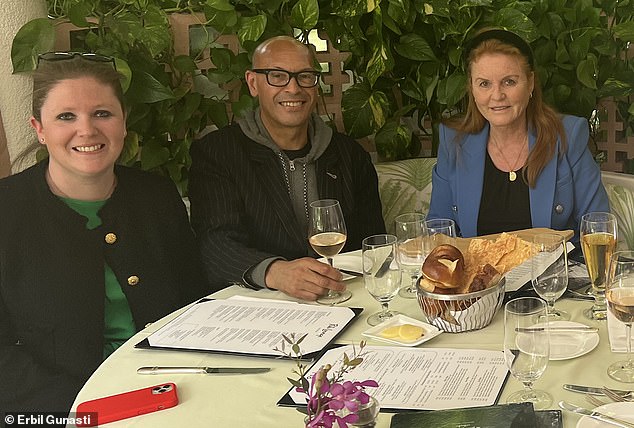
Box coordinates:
[70,270,624,428]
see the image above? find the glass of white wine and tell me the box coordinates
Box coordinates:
[606,250,634,382]
[580,212,617,320]
[362,234,401,325]
[504,297,551,409]
[531,233,570,321]
[394,213,427,299]
[308,199,351,305]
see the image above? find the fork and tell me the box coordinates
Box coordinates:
[602,386,634,402]
[586,394,608,407]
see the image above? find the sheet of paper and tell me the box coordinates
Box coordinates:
[504,242,575,292]
[147,299,356,357]
[286,346,509,410]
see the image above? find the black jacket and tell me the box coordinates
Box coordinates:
[188,123,385,290]
[0,162,209,412]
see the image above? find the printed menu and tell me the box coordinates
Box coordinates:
[138,297,359,358]
[279,345,510,410]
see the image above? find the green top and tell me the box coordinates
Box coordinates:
[61,197,136,359]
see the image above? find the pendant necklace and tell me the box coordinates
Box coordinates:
[491,133,527,182]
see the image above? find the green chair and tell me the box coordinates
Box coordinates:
[602,171,634,250]
[374,158,436,235]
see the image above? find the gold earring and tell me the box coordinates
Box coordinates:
[40,137,45,143]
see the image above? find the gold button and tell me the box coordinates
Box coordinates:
[105,233,117,244]
[127,275,140,286]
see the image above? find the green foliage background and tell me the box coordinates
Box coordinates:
[12,0,634,190]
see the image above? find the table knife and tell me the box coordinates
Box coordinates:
[516,326,598,333]
[559,401,634,428]
[339,268,362,277]
[137,366,271,375]
[564,384,631,396]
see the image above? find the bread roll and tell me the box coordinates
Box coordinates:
[421,244,465,289]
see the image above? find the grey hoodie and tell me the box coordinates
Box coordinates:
[238,107,333,232]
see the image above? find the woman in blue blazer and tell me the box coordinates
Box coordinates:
[428,29,609,241]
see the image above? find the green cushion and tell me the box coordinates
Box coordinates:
[604,183,634,250]
[374,158,436,235]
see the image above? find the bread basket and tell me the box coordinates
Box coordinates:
[416,277,505,333]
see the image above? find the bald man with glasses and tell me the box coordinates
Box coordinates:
[188,36,385,301]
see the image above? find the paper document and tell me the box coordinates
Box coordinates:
[146,298,357,357]
[284,346,509,410]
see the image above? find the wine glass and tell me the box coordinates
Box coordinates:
[308,199,351,305]
[425,218,457,246]
[580,212,618,320]
[362,234,401,325]
[394,213,427,299]
[503,297,552,409]
[606,250,634,382]
[531,233,570,321]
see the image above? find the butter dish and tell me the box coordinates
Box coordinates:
[362,314,442,346]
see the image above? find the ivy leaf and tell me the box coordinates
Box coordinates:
[119,131,140,165]
[238,15,267,44]
[374,121,412,161]
[141,140,171,170]
[365,8,393,86]
[332,0,378,18]
[11,18,54,73]
[576,56,598,90]
[290,0,319,30]
[341,82,389,138]
[205,99,229,129]
[437,71,466,107]
[210,48,233,71]
[173,55,197,73]
[394,34,436,61]
[127,71,175,103]
[206,0,235,12]
[231,94,256,119]
[598,78,633,97]
[614,21,634,42]
[68,3,92,28]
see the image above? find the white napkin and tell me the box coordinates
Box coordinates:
[608,309,633,352]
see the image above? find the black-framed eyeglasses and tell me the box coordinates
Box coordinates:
[251,68,320,88]
[37,52,116,69]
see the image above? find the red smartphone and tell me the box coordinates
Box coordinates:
[76,383,178,426]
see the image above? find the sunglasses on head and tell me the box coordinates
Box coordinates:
[37,52,116,68]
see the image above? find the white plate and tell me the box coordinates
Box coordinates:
[319,252,362,280]
[576,402,634,427]
[517,321,599,361]
[362,314,442,346]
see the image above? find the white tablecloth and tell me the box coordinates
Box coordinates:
[70,278,619,427]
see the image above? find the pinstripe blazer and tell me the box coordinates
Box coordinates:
[188,124,385,290]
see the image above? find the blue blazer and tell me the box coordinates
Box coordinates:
[427,115,609,241]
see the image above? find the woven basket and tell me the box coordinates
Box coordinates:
[416,277,506,333]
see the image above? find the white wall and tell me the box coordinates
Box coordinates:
[0,0,47,173]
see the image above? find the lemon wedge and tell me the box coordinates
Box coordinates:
[379,325,401,338]
[398,324,425,342]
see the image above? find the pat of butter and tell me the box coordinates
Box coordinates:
[379,323,425,342]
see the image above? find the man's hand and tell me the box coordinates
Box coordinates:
[265,258,346,301]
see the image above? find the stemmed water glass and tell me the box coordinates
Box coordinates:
[362,234,401,326]
[606,250,634,382]
[308,199,351,305]
[394,213,427,299]
[503,297,551,409]
[425,218,457,248]
[531,233,570,321]
[580,212,618,320]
